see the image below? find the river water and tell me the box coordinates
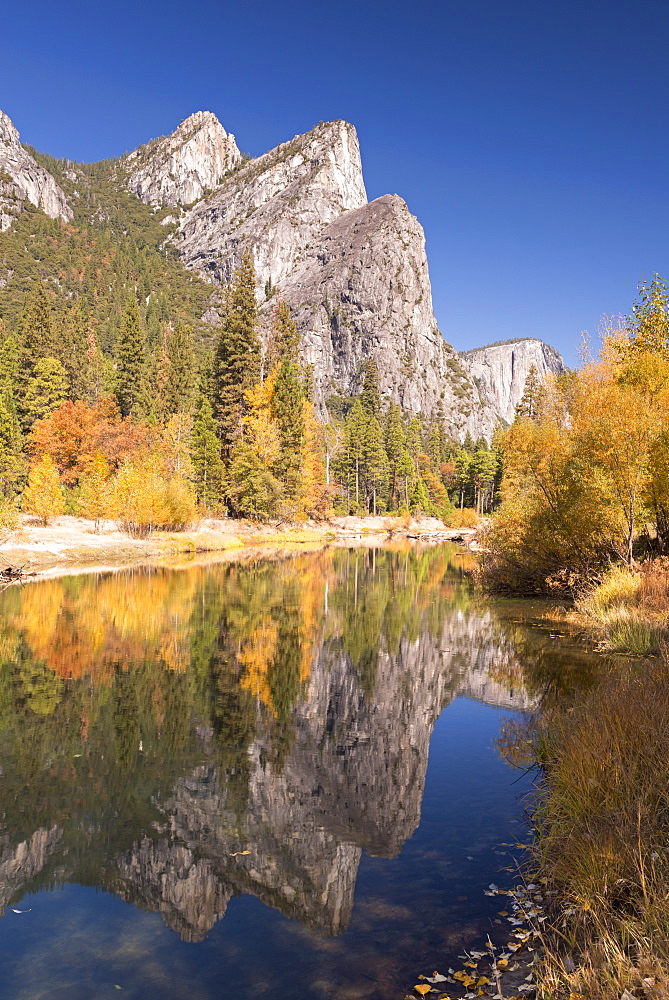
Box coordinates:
[0,544,601,1000]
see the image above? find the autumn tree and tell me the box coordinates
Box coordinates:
[23,454,66,525]
[77,452,110,532]
[28,397,150,486]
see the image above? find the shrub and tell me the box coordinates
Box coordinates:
[447,507,479,529]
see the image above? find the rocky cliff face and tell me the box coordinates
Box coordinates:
[0,111,72,231]
[275,193,496,437]
[133,114,496,437]
[172,119,367,289]
[461,339,564,426]
[124,111,242,208]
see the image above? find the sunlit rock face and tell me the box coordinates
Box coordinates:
[0,111,72,231]
[153,113,498,437]
[276,193,498,438]
[173,119,367,290]
[461,339,564,426]
[124,111,243,208]
[0,826,63,916]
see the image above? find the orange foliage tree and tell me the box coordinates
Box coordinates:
[27,396,151,486]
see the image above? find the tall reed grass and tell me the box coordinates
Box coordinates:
[531,657,669,998]
[576,560,669,654]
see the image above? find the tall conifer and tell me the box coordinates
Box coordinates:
[0,391,25,496]
[267,300,300,369]
[360,358,382,419]
[116,296,148,418]
[24,358,70,428]
[362,416,390,514]
[273,359,305,499]
[192,399,226,510]
[18,283,56,377]
[213,252,261,453]
[342,400,367,510]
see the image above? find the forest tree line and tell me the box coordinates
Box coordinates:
[0,250,500,531]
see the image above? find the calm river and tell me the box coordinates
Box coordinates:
[0,544,600,999]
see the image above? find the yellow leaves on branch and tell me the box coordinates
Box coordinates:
[487,302,669,590]
[107,457,198,537]
[22,454,66,525]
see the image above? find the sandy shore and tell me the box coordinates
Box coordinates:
[0,514,478,579]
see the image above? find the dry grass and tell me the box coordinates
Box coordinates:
[576,560,669,654]
[530,657,669,999]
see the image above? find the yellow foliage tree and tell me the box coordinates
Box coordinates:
[486,282,669,591]
[22,454,66,525]
[77,451,110,532]
[108,457,198,537]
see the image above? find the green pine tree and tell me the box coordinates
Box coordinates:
[340,399,368,510]
[411,475,432,515]
[162,323,197,416]
[0,333,19,395]
[360,358,382,419]
[24,358,70,427]
[116,296,149,418]
[385,403,407,510]
[213,252,261,454]
[59,302,88,398]
[515,364,544,420]
[405,416,423,469]
[273,359,305,499]
[0,390,25,497]
[362,415,390,514]
[191,398,226,510]
[18,282,56,379]
[267,300,300,369]
[225,443,283,520]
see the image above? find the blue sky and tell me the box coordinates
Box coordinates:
[2,0,668,366]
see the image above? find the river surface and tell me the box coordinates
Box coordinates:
[0,543,602,1000]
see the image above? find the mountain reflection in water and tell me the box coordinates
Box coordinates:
[0,544,598,971]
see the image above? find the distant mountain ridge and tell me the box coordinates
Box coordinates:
[0,108,564,438]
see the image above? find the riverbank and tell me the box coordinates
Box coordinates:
[0,513,478,577]
[512,563,669,998]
